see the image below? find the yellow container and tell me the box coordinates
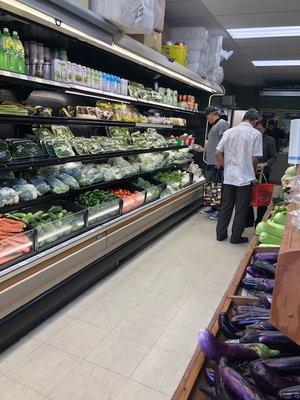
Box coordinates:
[162,44,188,67]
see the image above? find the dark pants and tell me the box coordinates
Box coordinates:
[216,184,252,241]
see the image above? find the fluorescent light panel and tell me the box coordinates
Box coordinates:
[253,60,300,66]
[228,26,300,39]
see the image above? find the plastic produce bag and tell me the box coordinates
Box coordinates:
[37,165,61,176]
[0,187,19,207]
[90,0,163,34]
[28,178,51,196]
[56,173,80,190]
[60,162,83,177]
[13,184,38,201]
[45,176,69,194]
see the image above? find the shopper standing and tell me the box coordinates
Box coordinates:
[266,118,285,151]
[201,106,230,220]
[247,118,277,226]
[215,109,263,244]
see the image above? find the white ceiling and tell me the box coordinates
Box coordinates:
[165,0,300,87]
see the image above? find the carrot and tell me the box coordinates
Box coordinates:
[9,235,30,244]
[21,246,30,254]
[1,218,25,227]
[0,224,23,233]
[0,254,20,265]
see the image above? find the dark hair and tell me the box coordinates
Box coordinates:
[268,120,276,126]
[256,118,267,129]
[243,109,259,122]
[205,106,219,116]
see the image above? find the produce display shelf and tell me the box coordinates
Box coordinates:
[0,145,188,172]
[0,70,201,115]
[0,165,189,213]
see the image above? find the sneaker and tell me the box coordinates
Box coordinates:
[200,207,214,215]
[230,237,249,244]
[209,210,220,220]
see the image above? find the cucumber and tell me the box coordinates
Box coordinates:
[49,205,63,213]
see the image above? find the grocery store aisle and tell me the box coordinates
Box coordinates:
[0,210,250,400]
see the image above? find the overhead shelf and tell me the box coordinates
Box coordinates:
[0,145,188,172]
[0,70,201,115]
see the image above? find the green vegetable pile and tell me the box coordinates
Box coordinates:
[76,189,118,207]
[5,205,74,227]
[154,170,184,185]
[6,205,83,247]
[256,204,288,247]
[134,178,162,203]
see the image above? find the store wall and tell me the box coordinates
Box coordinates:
[259,96,300,110]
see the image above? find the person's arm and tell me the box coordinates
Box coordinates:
[215,149,224,169]
[252,133,263,175]
[265,137,277,167]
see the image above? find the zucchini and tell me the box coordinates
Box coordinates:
[259,232,281,246]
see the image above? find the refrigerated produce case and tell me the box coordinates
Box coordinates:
[0,2,221,351]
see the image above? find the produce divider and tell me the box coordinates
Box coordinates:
[172,186,290,400]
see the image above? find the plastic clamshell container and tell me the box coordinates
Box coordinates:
[133,177,166,204]
[36,208,85,249]
[0,228,35,270]
[87,198,121,227]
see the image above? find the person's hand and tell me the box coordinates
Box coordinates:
[195,145,204,153]
[257,162,267,171]
[215,160,222,170]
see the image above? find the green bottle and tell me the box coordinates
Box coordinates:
[12,31,25,73]
[0,32,4,70]
[2,28,14,71]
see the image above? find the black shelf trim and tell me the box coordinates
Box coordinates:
[0,114,188,130]
[1,165,188,213]
[0,145,188,172]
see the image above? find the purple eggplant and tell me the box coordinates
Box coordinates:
[242,277,274,293]
[232,306,270,317]
[254,293,272,309]
[250,361,297,395]
[199,385,217,399]
[263,357,300,375]
[198,329,279,361]
[246,321,276,331]
[279,385,300,400]
[247,266,270,279]
[218,312,239,339]
[253,260,276,277]
[258,331,298,349]
[231,314,270,328]
[204,367,215,385]
[214,357,235,400]
[221,366,267,400]
[254,252,278,263]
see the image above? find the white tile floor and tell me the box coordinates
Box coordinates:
[0,211,251,400]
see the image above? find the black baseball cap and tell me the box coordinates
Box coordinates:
[205,106,219,115]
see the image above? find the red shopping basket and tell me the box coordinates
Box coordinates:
[251,182,274,207]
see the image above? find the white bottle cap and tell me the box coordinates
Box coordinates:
[12,31,17,35]
[3,28,9,33]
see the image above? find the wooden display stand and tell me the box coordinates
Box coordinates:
[270,166,300,345]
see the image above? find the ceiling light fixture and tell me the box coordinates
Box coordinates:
[1,0,219,93]
[252,60,300,66]
[227,26,300,39]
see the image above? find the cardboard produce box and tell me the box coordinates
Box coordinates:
[75,0,89,8]
[131,32,162,53]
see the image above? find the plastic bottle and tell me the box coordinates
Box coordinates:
[98,71,103,91]
[116,77,121,94]
[2,28,14,71]
[12,31,25,73]
[0,31,4,70]
[121,78,128,96]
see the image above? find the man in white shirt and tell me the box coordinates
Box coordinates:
[215,109,263,244]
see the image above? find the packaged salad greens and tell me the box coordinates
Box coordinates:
[51,125,74,139]
[56,173,80,190]
[13,184,39,201]
[33,127,54,139]
[45,176,69,194]
[0,140,12,163]
[0,187,19,207]
[71,138,90,155]
[51,139,75,158]
[9,139,45,159]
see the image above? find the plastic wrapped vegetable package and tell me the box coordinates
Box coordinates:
[60,162,83,177]
[28,177,51,196]
[12,184,39,201]
[56,173,80,190]
[45,176,69,194]
[133,152,166,172]
[0,187,19,207]
[0,140,12,164]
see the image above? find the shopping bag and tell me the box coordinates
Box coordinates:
[251,170,274,207]
[203,168,223,206]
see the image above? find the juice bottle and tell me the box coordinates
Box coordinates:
[0,31,4,70]
[12,31,25,73]
[2,28,14,71]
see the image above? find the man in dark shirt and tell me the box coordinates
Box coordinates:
[266,119,285,151]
